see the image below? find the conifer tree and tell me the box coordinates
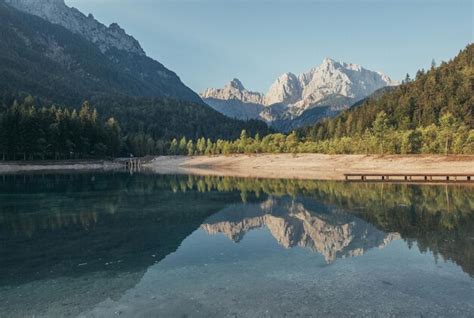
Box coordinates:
[372,111,389,155]
[186,140,194,156]
[178,137,187,155]
[169,138,178,155]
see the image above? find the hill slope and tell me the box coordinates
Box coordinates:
[300,44,473,141]
[0,0,270,141]
[0,0,201,104]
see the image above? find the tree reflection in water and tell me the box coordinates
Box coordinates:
[0,173,472,283]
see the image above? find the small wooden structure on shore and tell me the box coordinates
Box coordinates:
[344,173,473,183]
[114,157,153,171]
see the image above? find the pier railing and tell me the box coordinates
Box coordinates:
[113,156,154,171]
[344,173,473,183]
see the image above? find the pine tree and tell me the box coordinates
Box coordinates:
[169,138,178,155]
[205,138,213,156]
[178,137,187,155]
[238,130,248,153]
[186,140,194,156]
[439,112,459,155]
[196,137,206,155]
[372,111,389,155]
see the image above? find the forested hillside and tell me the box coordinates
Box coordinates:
[300,44,473,141]
[0,1,271,158]
[167,45,473,156]
[0,99,121,160]
[0,97,271,159]
[0,1,201,105]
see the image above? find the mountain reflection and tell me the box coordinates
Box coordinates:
[202,197,401,262]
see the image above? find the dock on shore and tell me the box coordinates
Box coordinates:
[344,173,473,183]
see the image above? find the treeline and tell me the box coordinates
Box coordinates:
[165,111,473,156]
[0,95,272,159]
[0,98,121,160]
[2,43,472,158]
[0,96,274,159]
[299,44,473,142]
[3,98,470,159]
[90,95,272,143]
[0,0,272,158]
[163,45,473,156]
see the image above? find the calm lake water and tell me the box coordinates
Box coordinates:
[0,173,473,317]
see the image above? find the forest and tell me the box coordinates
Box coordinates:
[1,41,472,159]
[0,98,121,160]
[0,97,271,159]
[167,44,472,156]
[0,0,271,158]
[165,115,472,156]
[298,44,473,147]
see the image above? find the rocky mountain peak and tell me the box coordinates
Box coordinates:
[322,57,336,66]
[201,79,264,105]
[4,0,145,56]
[228,78,245,90]
[203,58,397,113]
[202,58,397,126]
[264,72,301,106]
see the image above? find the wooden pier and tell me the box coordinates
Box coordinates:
[114,157,153,171]
[344,173,473,183]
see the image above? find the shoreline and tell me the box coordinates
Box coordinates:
[0,160,121,174]
[0,155,473,181]
[144,154,474,181]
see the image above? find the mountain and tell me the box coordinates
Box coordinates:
[299,44,473,142]
[1,0,201,104]
[201,79,265,120]
[0,0,270,141]
[5,0,144,56]
[270,106,340,132]
[201,58,397,130]
[201,78,265,105]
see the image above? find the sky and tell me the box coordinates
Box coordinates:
[66,0,473,93]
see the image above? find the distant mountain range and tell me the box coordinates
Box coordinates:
[202,59,398,131]
[0,0,270,140]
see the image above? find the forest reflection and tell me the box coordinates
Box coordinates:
[0,173,472,279]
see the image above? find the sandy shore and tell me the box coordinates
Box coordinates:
[145,154,474,181]
[0,160,121,174]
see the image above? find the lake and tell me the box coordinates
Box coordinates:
[0,172,473,317]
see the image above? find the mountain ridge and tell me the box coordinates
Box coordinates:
[0,0,271,142]
[299,44,473,143]
[201,58,398,130]
[201,78,265,105]
[4,0,145,56]
[1,0,203,105]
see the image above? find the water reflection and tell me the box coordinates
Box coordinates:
[0,173,472,317]
[202,197,400,262]
[1,174,472,276]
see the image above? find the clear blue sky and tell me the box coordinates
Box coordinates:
[66,0,473,93]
